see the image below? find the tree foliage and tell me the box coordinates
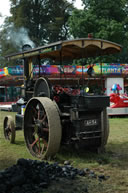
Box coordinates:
[68,0,128,62]
[1,0,128,66]
[0,0,74,67]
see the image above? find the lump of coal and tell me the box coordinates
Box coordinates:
[0,158,108,193]
[0,159,82,193]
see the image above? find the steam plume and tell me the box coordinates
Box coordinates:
[7,25,35,49]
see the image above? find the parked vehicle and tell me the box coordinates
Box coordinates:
[3,37,122,159]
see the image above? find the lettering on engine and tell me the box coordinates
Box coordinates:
[84,119,98,126]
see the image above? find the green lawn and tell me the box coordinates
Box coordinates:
[0,111,36,169]
[0,110,128,193]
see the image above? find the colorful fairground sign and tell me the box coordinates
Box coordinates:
[1,63,128,78]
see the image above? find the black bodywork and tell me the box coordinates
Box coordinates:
[15,76,109,149]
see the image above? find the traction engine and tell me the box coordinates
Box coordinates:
[3,38,122,159]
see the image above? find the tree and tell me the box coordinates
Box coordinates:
[68,0,128,62]
[44,0,74,42]
[0,17,19,67]
[9,0,74,45]
[0,0,74,66]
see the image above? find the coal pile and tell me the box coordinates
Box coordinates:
[0,158,108,193]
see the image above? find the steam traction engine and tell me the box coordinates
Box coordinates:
[3,38,122,159]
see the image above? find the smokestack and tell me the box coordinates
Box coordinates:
[22,44,32,51]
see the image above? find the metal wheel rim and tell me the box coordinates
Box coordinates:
[101,108,109,146]
[3,116,15,143]
[34,77,51,98]
[24,97,62,159]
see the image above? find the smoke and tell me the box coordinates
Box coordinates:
[7,25,35,50]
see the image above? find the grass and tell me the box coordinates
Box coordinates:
[0,110,128,193]
[0,111,36,169]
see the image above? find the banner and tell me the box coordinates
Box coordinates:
[0,67,9,78]
[8,65,23,75]
[1,63,128,78]
[93,63,123,75]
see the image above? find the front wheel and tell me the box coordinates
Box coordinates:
[24,97,62,159]
[3,116,15,143]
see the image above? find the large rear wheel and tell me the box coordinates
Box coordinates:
[24,97,62,159]
[98,108,109,153]
[102,108,109,145]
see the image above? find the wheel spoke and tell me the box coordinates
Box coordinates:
[31,106,38,115]
[31,137,39,147]
[42,127,49,132]
[38,138,41,153]
[41,114,47,123]
[38,109,40,119]
[41,138,48,154]
[5,130,10,139]
[8,131,11,136]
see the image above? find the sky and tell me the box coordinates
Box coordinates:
[0,0,83,25]
[68,0,83,9]
[0,0,11,25]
